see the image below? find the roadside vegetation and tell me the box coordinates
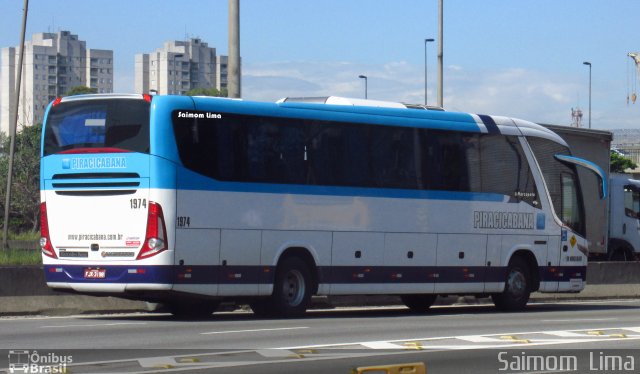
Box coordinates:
[0,87,98,265]
[0,248,41,265]
[611,151,637,173]
[0,231,40,265]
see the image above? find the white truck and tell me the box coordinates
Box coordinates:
[607,173,640,260]
[544,125,639,261]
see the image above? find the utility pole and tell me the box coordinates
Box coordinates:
[3,0,29,250]
[424,38,434,106]
[228,0,241,98]
[437,0,443,108]
[583,61,592,129]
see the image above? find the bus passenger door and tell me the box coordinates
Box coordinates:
[434,234,487,293]
[542,235,559,292]
[556,171,589,292]
[557,228,587,292]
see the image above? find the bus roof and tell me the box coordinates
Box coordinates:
[47,93,566,146]
[273,96,566,145]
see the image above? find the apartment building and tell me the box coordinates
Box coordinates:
[135,38,229,95]
[0,30,113,133]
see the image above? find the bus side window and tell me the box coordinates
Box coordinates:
[421,130,470,192]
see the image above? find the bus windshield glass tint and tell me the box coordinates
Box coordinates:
[43,99,150,155]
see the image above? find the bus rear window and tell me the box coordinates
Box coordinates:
[43,99,150,155]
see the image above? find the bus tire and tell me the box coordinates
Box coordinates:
[401,294,437,313]
[168,301,219,319]
[266,257,313,318]
[492,257,531,311]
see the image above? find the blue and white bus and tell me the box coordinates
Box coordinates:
[40,93,605,317]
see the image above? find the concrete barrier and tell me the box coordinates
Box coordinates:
[1,262,639,315]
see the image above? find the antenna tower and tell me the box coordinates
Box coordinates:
[571,107,583,128]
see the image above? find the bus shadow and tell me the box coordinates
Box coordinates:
[84,299,640,322]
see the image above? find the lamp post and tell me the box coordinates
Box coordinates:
[583,61,592,129]
[424,38,434,106]
[358,75,368,99]
[3,0,28,250]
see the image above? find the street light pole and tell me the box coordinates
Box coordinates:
[437,0,443,108]
[228,0,241,98]
[424,38,434,106]
[583,61,592,129]
[3,0,28,250]
[358,75,368,99]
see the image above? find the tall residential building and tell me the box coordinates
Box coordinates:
[135,38,229,95]
[0,30,113,134]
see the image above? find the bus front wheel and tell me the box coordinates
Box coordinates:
[492,257,531,311]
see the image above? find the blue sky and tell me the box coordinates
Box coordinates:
[1,0,640,129]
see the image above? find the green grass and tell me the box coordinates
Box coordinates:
[0,231,41,265]
[8,231,40,241]
[0,248,41,265]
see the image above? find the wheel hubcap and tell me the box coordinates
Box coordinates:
[283,269,305,306]
[507,269,526,298]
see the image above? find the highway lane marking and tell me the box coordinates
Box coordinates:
[278,326,640,351]
[360,341,406,349]
[456,335,503,343]
[200,326,308,335]
[41,322,147,328]
[541,318,618,322]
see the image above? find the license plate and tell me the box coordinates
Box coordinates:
[84,268,106,279]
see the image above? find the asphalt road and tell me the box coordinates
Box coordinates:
[2,299,640,373]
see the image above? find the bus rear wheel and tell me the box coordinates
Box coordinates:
[252,257,312,318]
[492,257,531,311]
[401,294,437,313]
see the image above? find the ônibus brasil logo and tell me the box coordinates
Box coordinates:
[8,350,72,373]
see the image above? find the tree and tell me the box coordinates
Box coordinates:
[185,87,228,97]
[66,86,97,96]
[0,123,41,232]
[611,151,637,173]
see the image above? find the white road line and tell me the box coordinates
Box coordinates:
[42,322,147,328]
[545,331,589,337]
[278,326,640,350]
[360,341,406,349]
[457,335,504,343]
[541,318,618,322]
[200,326,308,335]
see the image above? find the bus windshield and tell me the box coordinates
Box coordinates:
[43,98,150,155]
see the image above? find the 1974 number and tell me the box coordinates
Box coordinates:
[130,198,147,209]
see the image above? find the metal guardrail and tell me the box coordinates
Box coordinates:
[6,240,38,250]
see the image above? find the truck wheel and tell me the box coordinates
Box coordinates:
[492,257,531,311]
[609,246,631,261]
[401,294,437,313]
[253,257,313,318]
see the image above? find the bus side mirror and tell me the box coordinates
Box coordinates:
[554,154,607,200]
